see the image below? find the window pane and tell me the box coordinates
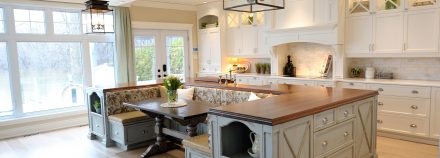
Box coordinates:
[166,36,185,78]
[53,11,81,35]
[0,42,13,116]
[17,42,84,113]
[90,42,115,86]
[0,8,4,33]
[14,9,45,34]
[135,37,156,82]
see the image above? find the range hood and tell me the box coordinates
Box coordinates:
[266,23,339,47]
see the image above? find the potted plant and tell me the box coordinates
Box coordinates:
[351,67,363,78]
[261,63,267,74]
[255,63,262,74]
[93,100,101,114]
[163,76,183,104]
[264,63,271,74]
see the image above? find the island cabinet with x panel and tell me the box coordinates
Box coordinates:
[209,86,378,158]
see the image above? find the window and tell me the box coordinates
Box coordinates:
[90,42,115,86]
[17,42,84,113]
[0,8,5,33]
[14,9,45,34]
[135,36,156,82]
[166,36,185,78]
[0,42,12,116]
[53,11,81,35]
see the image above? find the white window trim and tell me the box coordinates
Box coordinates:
[0,3,115,121]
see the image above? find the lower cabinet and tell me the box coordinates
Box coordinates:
[354,98,377,158]
[109,120,155,146]
[430,88,440,139]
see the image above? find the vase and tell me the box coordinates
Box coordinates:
[167,90,178,104]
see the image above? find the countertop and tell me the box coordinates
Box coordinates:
[208,84,378,126]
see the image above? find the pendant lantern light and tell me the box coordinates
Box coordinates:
[82,0,114,34]
[223,0,285,13]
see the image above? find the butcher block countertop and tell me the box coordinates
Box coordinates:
[207,84,379,126]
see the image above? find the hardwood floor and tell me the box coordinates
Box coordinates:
[0,126,438,158]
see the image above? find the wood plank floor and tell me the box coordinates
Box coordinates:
[0,126,438,158]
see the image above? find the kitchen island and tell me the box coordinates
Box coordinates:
[205,85,378,158]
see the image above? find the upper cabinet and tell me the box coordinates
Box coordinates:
[198,14,222,74]
[226,12,270,58]
[345,0,440,57]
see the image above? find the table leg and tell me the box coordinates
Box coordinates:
[141,115,177,158]
[186,124,198,137]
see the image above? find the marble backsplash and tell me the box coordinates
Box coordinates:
[288,43,332,78]
[348,58,440,81]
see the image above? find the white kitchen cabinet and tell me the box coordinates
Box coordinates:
[404,9,439,54]
[431,88,440,139]
[240,26,258,55]
[345,15,373,55]
[336,82,367,90]
[198,28,221,73]
[226,27,241,55]
[278,79,316,86]
[346,0,371,16]
[373,12,404,54]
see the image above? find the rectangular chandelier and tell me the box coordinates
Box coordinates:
[223,0,285,13]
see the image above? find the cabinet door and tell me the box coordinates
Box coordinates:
[226,27,241,55]
[346,16,373,54]
[354,98,377,158]
[240,26,258,55]
[404,9,439,54]
[198,30,210,66]
[431,88,440,139]
[373,13,404,54]
[208,29,221,68]
[276,116,312,158]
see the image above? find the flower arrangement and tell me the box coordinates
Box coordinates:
[163,76,183,104]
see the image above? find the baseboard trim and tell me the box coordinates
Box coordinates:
[378,130,439,146]
[0,113,88,140]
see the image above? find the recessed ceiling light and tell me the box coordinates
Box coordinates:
[203,1,207,3]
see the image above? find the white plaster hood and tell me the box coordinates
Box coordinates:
[266,23,339,47]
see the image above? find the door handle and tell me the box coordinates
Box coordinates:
[163,64,167,77]
[157,69,161,78]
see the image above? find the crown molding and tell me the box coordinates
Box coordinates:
[131,1,198,11]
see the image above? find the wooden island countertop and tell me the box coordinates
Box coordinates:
[207,84,379,126]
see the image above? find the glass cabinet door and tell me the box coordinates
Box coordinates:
[406,0,438,9]
[376,0,402,11]
[348,0,371,15]
[226,12,240,28]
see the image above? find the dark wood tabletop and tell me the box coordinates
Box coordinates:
[124,98,219,120]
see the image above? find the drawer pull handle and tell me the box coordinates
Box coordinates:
[343,110,349,117]
[115,132,119,135]
[96,125,100,127]
[322,117,328,124]
[349,83,354,86]
[412,90,419,94]
[344,132,350,137]
[410,124,417,128]
[378,88,384,92]
[377,120,383,124]
[410,105,418,110]
[142,130,146,134]
[322,141,328,147]
[378,102,384,106]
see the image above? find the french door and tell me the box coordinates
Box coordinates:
[133,30,189,82]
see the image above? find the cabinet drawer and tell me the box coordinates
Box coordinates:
[314,109,335,130]
[109,121,124,144]
[327,145,353,158]
[337,82,367,90]
[91,115,104,136]
[262,78,278,85]
[126,121,155,144]
[314,120,354,156]
[335,104,354,123]
[368,84,431,98]
[247,76,263,86]
[279,79,316,86]
[316,81,335,87]
[377,113,429,137]
[236,76,249,84]
[378,96,430,117]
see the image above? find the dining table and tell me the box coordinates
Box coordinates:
[124,98,218,158]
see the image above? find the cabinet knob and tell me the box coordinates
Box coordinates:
[322,117,328,124]
[410,124,417,128]
[115,132,119,135]
[344,132,350,137]
[349,83,354,86]
[96,125,100,127]
[410,105,418,110]
[322,141,328,147]
[411,90,419,94]
[142,130,146,134]
[378,102,384,106]
[304,84,308,86]
[378,88,384,92]
[377,120,383,124]
[343,110,349,117]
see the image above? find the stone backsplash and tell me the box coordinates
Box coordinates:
[348,58,440,81]
[288,43,332,78]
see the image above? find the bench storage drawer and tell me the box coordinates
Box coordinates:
[91,115,104,136]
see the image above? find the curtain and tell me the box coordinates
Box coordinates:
[114,7,135,84]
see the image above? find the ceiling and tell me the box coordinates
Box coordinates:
[39,0,220,6]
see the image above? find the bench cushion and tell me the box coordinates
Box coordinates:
[108,111,149,124]
[183,134,211,154]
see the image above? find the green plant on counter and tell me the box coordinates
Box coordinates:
[351,67,363,78]
[255,63,262,74]
[93,100,101,114]
[264,63,271,74]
